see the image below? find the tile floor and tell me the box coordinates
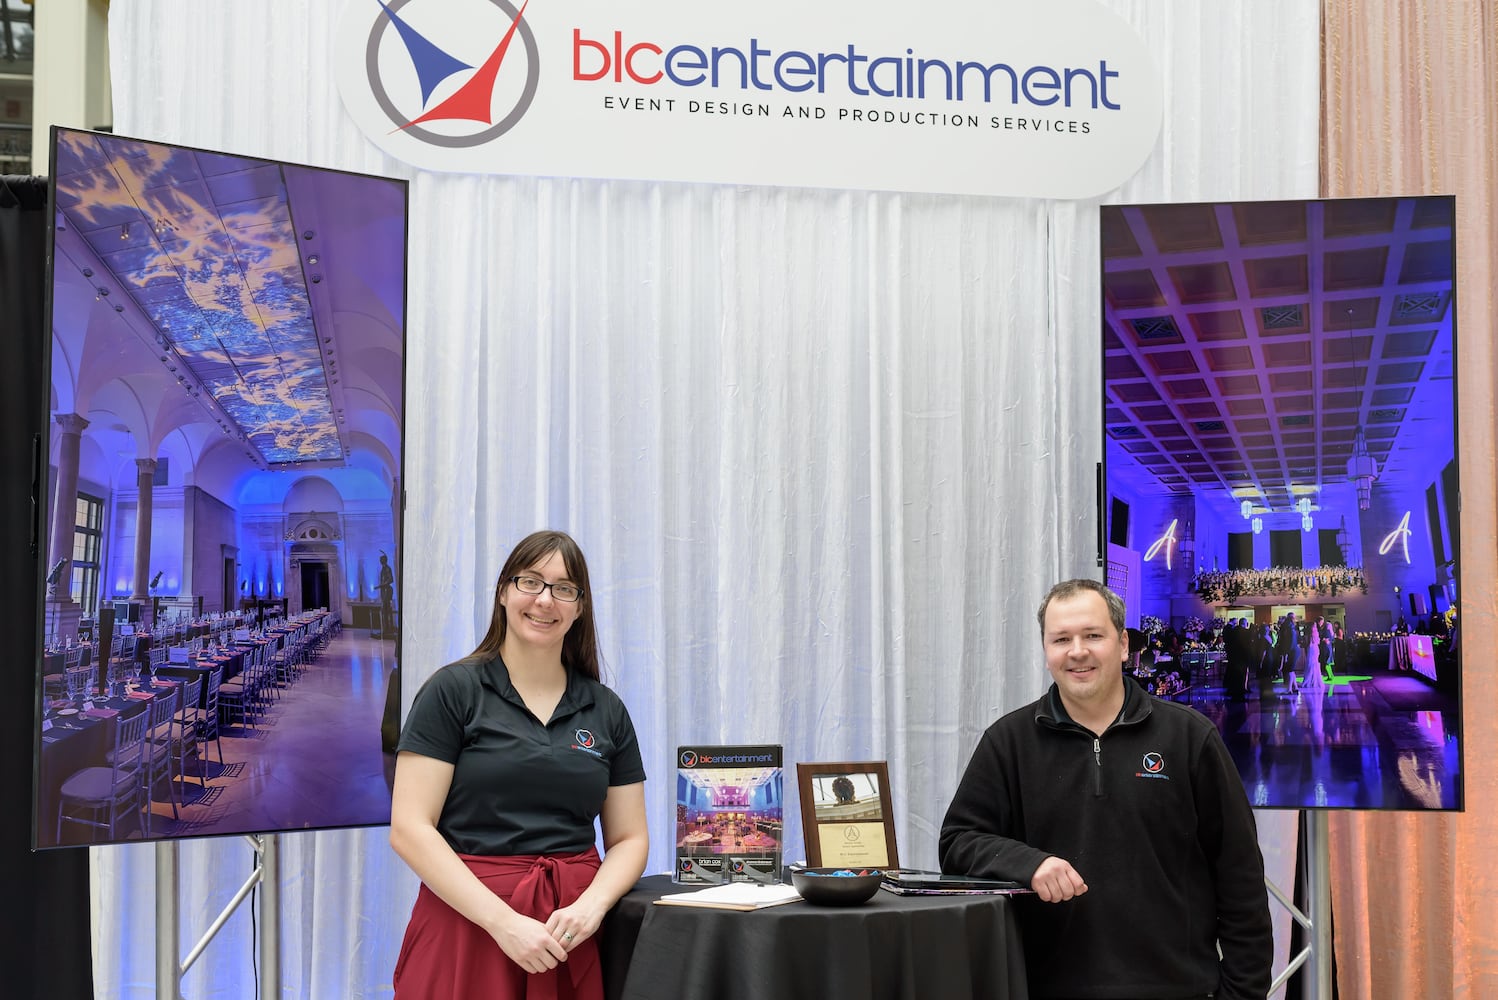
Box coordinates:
[1171,666,1461,810]
[147,627,398,839]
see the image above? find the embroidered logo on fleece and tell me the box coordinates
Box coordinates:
[1136,751,1170,780]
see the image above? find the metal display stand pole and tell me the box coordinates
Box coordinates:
[261,834,281,994]
[156,834,281,1000]
[1304,811,1334,997]
[155,841,178,1000]
[1266,810,1334,999]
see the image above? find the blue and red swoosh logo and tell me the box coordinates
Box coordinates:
[362,0,540,147]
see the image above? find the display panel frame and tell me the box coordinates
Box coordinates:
[1100,195,1463,812]
[33,126,410,848]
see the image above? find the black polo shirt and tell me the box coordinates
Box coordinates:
[399,655,646,856]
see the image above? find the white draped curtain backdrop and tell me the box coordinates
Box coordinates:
[92,2,1318,995]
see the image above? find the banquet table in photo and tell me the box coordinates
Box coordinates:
[36,680,178,846]
[1388,634,1437,682]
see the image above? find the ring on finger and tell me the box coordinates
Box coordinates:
[562,932,574,942]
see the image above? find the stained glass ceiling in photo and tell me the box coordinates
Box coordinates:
[53,131,340,465]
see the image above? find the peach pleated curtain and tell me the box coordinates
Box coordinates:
[1322,2,1498,996]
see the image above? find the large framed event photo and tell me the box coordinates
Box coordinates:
[796,760,900,869]
[1100,195,1462,812]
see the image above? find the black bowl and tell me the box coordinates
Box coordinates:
[790,867,884,906]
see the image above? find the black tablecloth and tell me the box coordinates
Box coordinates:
[36,692,154,847]
[42,634,151,677]
[600,874,1028,1000]
[155,649,243,707]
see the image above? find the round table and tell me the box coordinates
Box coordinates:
[600,874,1028,1000]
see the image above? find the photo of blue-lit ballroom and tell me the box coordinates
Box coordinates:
[36,130,407,847]
[1101,197,1459,811]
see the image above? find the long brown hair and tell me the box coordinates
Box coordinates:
[469,530,600,681]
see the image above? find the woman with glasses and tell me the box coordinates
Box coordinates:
[390,530,648,999]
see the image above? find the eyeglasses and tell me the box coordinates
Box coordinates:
[509,575,583,603]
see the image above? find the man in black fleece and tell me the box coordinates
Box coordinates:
[940,579,1272,999]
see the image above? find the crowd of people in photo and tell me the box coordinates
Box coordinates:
[1125,612,1360,701]
[1221,613,1348,698]
[1125,603,1459,703]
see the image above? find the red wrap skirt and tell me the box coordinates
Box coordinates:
[393,848,604,1000]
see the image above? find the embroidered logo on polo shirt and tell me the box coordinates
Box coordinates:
[1135,751,1170,780]
[571,728,604,758]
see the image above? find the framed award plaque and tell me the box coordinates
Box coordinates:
[796,761,899,869]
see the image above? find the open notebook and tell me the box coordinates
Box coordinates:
[656,882,802,911]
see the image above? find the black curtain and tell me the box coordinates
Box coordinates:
[0,175,94,1000]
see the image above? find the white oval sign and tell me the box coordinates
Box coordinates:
[335,0,1162,199]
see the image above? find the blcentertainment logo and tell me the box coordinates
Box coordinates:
[1136,751,1170,780]
[571,728,604,758]
[677,746,778,767]
[358,0,540,147]
[335,0,1164,197]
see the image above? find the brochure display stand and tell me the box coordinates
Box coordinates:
[674,745,783,885]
